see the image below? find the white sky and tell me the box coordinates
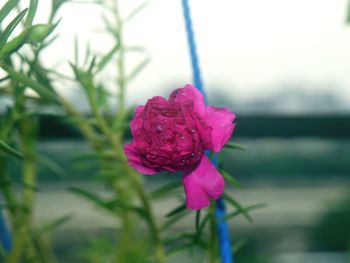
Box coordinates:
[31,0,350,107]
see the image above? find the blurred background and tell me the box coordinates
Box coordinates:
[6,0,350,262]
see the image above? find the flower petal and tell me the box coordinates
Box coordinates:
[169,84,206,116]
[130,106,144,137]
[206,106,236,152]
[123,143,157,175]
[182,155,224,210]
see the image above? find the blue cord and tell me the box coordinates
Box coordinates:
[215,198,233,262]
[0,211,12,252]
[181,0,205,100]
[181,1,233,262]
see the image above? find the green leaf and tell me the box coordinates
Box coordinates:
[69,62,95,93]
[166,203,187,217]
[96,85,111,109]
[222,193,252,222]
[193,213,209,244]
[162,210,190,231]
[27,23,56,44]
[225,203,267,221]
[27,61,55,92]
[164,233,195,246]
[0,75,10,83]
[165,233,207,255]
[0,33,28,59]
[25,0,39,26]
[150,181,180,199]
[69,187,109,209]
[127,56,150,83]
[0,140,23,160]
[0,24,55,59]
[88,55,97,73]
[0,8,28,51]
[0,0,20,24]
[224,142,246,151]
[37,154,66,177]
[83,41,91,67]
[105,198,147,218]
[232,239,247,253]
[33,213,73,237]
[101,14,118,37]
[220,169,241,189]
[124,2,149,23]
[69,187,146,217]
[0,63,58,102]
[95,43,120,73]
[195,210,201,231]
[40,33,59,49]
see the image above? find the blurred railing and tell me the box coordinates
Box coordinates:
[38,115,350,139]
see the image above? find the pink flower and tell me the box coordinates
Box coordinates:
[124,84,236,210]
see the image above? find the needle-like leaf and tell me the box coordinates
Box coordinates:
[0,63,58,102]
[25,0,39,26]
[0,8,28,51]
[0,0,20,24]
[224,142,246,151]
[0,140,23,160]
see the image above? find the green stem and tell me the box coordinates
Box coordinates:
[4,227,26,263]
[33,235,60,263]
[5,118,38,263]
[0,160,17,228]
[55,1,165,260]
[58,96,136,262]
[58,97,100,147]
[209,204,217,263]
[113,0,127,132]
[126,167,166,263]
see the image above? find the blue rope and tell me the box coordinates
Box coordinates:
[181,1,233,262]
[0,211,12,252]
[181,0,205,100]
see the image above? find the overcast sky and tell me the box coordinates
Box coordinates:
[32,0,350,109]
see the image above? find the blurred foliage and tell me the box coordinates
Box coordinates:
[233,242,273,263]
[0,1,64,263]
[310,196,350,251]
[0,0,257,262]
[347,0,350,23]
[221,139,350,180]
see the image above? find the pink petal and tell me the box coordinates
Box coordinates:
[123,143,157,175]
[182,155,224,210]
[205,106,236,152]
[130,106,144,137]
[169,84,206,116]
